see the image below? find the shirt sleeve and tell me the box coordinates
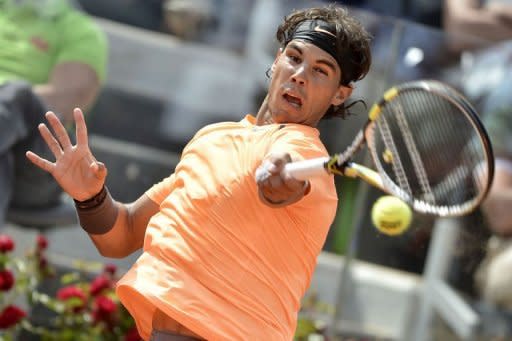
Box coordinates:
[54,11,108,82]
[266,125,329,162]
[145,173,177,205]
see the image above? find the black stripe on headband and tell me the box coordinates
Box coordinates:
[287,19,351,85]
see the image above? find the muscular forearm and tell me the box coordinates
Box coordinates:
[88,202,144,258]
[79,190,157,258]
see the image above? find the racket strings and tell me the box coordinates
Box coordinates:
[431,101,488,205]
[375,113,413,197]
[406,90,459,201]
[430,164,469,200]
[371,86,489,215]
[409,91,475,206]
[389,98,435,203]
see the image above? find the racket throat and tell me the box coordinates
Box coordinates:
[326,155,349,175]
[341,162,385,190]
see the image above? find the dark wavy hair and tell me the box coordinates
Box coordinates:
[274,5,372,119]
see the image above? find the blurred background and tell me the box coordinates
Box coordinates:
[6,0,512,340]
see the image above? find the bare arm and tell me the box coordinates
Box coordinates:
[444,0,512,46]
[88,194,159,258]
[26,109,156,259]
[33,62,101,123]
[481,160,512,236]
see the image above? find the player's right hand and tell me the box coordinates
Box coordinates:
[26,108,106,202]
[256,152,309,207]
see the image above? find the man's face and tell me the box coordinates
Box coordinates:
[265,40,351,126]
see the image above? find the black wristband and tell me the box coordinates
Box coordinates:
[74,186,108,210]
[74,186,118,235]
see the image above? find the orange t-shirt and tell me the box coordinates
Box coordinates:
[116,115,338,340]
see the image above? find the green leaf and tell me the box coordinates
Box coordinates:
[31,292,65,313]
[60,272,81,285]
[295,318,317,338]
[0,253,9,267]
[63,297,85,311]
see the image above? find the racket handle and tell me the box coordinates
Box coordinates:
[282,157,330,181]
[255,157,329,183]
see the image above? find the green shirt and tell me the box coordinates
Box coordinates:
[0,1,108,85]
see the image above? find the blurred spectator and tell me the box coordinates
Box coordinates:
[322,0,443,27]
[165,0,256,51]
[444,0,512,52]
[0,0,107,226]
[440,0,512,310]
[162,0,216,41]
[77,0,165,32]
[443,0,512,96]
[474,96,512,310]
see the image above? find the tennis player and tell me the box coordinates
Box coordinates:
[26,5,372,340]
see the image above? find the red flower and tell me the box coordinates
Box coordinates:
[124,326,142,341]
[92,295,117,325]
[0,305,26,329]
[0,235,14,253]
[104,263,117,276]
[0,270,14,291]
[56,286,87,312]
[89,275,111,296]
[36,235,48,250]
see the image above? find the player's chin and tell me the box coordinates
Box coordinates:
[283,98,303,114]
[273,108,303,124]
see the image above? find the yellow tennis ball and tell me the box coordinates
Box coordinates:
[371,196,412,236]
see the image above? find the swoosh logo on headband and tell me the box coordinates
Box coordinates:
[314,26,336,37]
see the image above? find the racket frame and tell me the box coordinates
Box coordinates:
[281,80,495,217]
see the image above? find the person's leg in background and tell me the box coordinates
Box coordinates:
[0,153,14,227]
[0,81,62,216]
[0,81,35,227]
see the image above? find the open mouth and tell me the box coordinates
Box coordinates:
[283,93,303,108]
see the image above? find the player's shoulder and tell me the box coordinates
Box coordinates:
[272,123,326,149]
[193,120,244,139]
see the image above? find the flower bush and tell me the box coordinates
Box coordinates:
[295,291,334,341]
[0,232,333,341]
[0,233,141,341]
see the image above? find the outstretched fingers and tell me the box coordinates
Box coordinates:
[74,108,89,147]
[38,122,63,159]
[45,111,73,150]
[26,151,55,174]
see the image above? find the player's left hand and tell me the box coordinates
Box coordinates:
[256,152,309,207]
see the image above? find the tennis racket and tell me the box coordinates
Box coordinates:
[256,80,494,217]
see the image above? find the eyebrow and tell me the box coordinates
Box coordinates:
[288,42,338,73]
